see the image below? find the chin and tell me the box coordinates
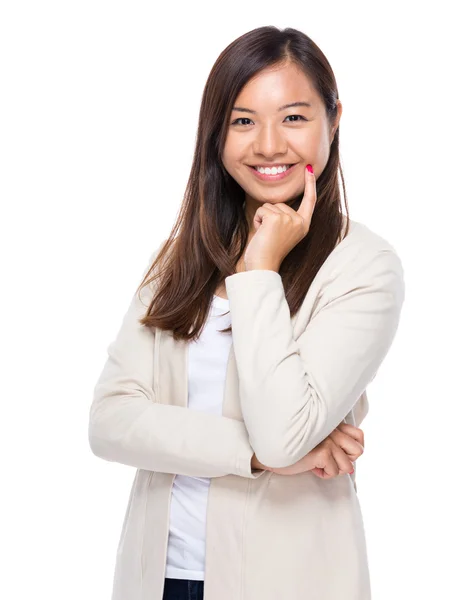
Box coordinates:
[259,190,301,203]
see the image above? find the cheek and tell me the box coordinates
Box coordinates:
[221,150,236,174]
[222,148,238,172]
[221,154,243,181]
[297,121,327,153]
[224,135,249,158]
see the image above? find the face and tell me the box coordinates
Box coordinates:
[221,61,342,225]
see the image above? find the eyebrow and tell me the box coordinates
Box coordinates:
[231,101,312,114]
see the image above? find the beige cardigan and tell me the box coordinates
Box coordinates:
[88,215,405,600]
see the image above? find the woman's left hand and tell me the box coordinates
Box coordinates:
[244,164,317,272]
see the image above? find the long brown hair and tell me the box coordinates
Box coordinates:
[137,26,350,341]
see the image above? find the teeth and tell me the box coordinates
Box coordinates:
[254,164,292,175]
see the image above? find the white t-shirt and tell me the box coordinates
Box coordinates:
[165,294,232,581]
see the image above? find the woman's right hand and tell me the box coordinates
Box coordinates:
[266,422,365,478]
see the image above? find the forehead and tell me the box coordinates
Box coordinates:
[234,63,319,110]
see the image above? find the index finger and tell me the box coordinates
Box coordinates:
[296,164,317,226]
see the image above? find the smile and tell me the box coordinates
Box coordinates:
[247,163,298,181]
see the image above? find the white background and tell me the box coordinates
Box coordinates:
[1,1,463,598]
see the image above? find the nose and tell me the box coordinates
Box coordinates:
[253,123,287,158]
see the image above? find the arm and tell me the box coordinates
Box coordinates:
[224,249,405,469]
[88,245,267,479]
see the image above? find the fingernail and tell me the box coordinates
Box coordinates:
[350,469,354,474]
[306,164,313,173]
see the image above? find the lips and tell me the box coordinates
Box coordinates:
[247,163,298,181]
[249,163,297,169]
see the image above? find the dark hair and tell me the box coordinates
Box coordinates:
[137,26,349,341]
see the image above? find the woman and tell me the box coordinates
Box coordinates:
[88,26,405,600]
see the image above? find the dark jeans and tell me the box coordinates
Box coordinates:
[162,578,204,600]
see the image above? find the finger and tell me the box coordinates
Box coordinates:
[337,423,364,448]
[296,164,317,226]
[331,445,355,474]
[329,429,364,461]
[318,452,340,479]
[259,203,282,214]
[310,467,326,479]
[272,201,302,217]
[252,204,282,227]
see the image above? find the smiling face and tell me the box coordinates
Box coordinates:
[221,61,342,230]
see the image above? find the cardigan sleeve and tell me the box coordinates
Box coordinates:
[88,245,265,480]
[224,248,405,469]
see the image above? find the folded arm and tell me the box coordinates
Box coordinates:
[224,249,405,469]
[88,246,265,479]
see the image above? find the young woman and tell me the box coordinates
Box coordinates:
[89,26,405,600]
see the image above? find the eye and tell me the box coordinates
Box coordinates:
[231,117,253,126]
[230,114,308,126]
[284,114,307,123]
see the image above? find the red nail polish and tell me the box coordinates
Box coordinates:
[306,164,313,173]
